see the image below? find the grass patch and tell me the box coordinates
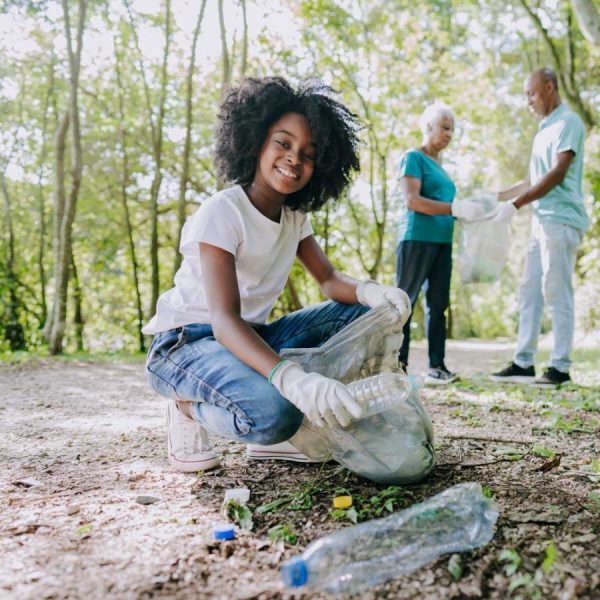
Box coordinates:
[0,350,147,365]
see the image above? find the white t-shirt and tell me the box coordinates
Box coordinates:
[142,185,313,334]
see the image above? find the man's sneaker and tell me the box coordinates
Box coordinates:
[166,400,220,472]
[533,367,571,387]
[425,365,458,385]
[246,441,325,463]
[489,362,535,384]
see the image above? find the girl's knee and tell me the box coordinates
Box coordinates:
[248,401,304,445]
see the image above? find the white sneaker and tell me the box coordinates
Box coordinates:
[166,400,220,472]
[246,440,325,463]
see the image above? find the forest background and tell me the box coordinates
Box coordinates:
[1,0,598,357]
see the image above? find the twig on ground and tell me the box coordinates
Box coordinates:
[459,457,525,468]
[442,434,537,445]
[7,485,102,504]
[561,470,600,479]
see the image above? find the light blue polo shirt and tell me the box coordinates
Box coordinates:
[530,103,588,232]
[396,149,456,244]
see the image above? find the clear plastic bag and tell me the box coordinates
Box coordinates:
[455,191,511,284]
[281,304,406,383]
[282,305,436,484]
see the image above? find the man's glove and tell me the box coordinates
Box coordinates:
[492,201,518,223]
[356,281,411,317]
[271,361,363,428]
[451,201,487,221]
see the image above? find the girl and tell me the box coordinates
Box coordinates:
[143,77,409,472]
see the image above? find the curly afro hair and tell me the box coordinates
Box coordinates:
[214,77,362,212]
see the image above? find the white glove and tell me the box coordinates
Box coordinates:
[451,201,487,221]
[356,281,411,316]
[271,361,363,428]
[492,201,518,223]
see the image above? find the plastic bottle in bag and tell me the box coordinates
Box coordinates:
[280,482,498,595]
[347,371,421,417]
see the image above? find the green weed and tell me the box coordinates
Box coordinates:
[330,485,409,524]
[268,523,299,545]
[531,446,556,459]
[222,499,253,530]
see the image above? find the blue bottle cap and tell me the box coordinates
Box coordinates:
[213,523,235,540]
[280,556,308,587]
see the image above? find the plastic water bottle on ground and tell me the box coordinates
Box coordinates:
[280,482,498,595]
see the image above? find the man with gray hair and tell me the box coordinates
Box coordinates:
[491,68,588,386]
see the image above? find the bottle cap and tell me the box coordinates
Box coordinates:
[212,523,235,540]
[333,495,353,509]
[280,556,308,587]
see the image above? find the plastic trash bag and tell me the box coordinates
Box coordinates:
[282,305,436,484]
[456,191,511,284]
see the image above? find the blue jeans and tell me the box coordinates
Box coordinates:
[514,218,583,373]
[396,241,452,369]
[145,301,368,445]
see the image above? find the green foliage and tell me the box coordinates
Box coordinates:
[222,499,253,531]
[268,523,299,545]
[256,476,326,514]
[499,548,522,577]
[531,446,556,459]
[330,485,410,524]
[447,553,463,581]
[0,0,598,350]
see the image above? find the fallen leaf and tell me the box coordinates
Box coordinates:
[532,455,561,472]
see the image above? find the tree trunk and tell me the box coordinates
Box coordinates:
[113,30,146,353]
[36,59,55,329]
[71,252,84,352]
[240,0,248,77]
[173,0,207,280]
[1,172,26,350]
[285,279,303,312]
[48,0,87,354]
[338,62,388,279]
[126,0,172,318]
[43,108,69,342]
[571,0,600,46]
[218,0,231,90]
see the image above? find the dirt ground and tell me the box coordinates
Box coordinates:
[1,339,599,600]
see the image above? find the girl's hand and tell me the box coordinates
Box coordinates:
[271,361,363,428]
[356,281,411,319]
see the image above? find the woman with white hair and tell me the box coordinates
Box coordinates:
[395,102,483,384]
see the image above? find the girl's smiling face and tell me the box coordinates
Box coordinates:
[254,112,316,198]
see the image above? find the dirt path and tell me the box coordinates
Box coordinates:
[1,342,599,599]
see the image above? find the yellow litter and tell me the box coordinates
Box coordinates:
[333,495,353,509]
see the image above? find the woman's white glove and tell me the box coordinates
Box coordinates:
[492,201,518,223]
[356,281,411,316]
[451,201,487,221]
[271,361,363,428]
